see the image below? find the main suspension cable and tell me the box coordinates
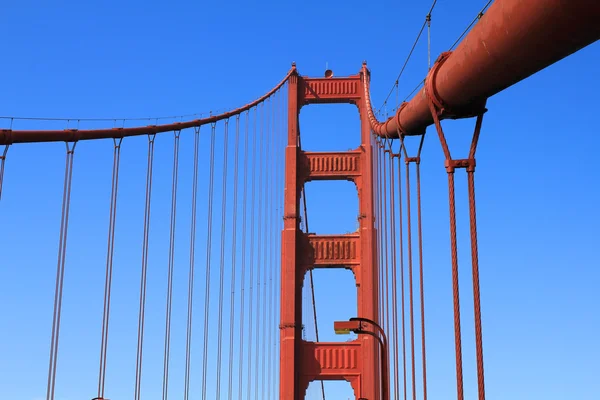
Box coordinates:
[134,134,156,400]
[46,141,76,400]
[97,138,123,399]
[184,126,201,400]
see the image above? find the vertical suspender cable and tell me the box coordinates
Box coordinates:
[201,123,217,400]
[467,117,486,400]
[376,138,384,324]
[97,137,123,399]
[416,158,428,400]
[389,150,400,400]
[46,141,76,400]
[238,111,250,398]
[383,143,391,345]
[184,126,201,400]
[228,116,241,400]
[397,152,408,400]
[254,102,265,400]
[261,99,270,397]
[404,155,417,400]
[0,145,9,200]
[216,120,230,399]
[134,134,156,400]
[247,107,258,399]
[163,130,181,400]
[266,95,275,400]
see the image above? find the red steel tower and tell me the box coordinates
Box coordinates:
[279,63,381,399]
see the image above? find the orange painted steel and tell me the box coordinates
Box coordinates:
[0,68,294,145]
[279,64,382,399]
[365,0,600,137]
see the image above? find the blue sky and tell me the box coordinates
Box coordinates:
[1,1,599,399]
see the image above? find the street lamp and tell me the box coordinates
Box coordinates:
[334,317,390,400]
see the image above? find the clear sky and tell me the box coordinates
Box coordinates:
[0,1,599,400]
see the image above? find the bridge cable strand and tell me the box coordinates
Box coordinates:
[134,133,155,400]
[377,0,438,114]
[388,148,400,400]
[399,133,426,400]
[46,141,76,400]
[266,94,275,400]
[375,137,384,325]
[216,120,230,399]
[396,148,408,400]
[247,106,258,400]
[449,0,492,51]
[261,99,270,398]
[0,145,9,200]
[227,115,241,400]
[97,137,123,399]
[297,131,326,400]
[425,92,487,399]
[383,141,391,367]
[238,111,250,399]
[201,122,217,400]
[415,148,429,400]
[275,89,285,396]
[0,68,294,145]
[162,130,181,400]
[399,0,492,106]
[184,126,201,400]
[255,102,265,400]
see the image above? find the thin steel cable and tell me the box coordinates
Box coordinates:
[162,130,181,400]
[227,116,241,400]
[416,160,429,400]
[397,153,408,400]
[0,145,9,201]
[46,141,76,400]
[383,145,391,351]
[247,107,258,400]
[201,123,218,400]
[376,139,384,324]
[238,111,250,399]
[266,95,275,400]
[404,159,417,400]
[427,14,432,70]
[254,102,265,400]
[216,120,230,399]
[184,126,201,400]
[134,134,156,400]
[449,0,493,50]
[97,138,123,399]
[389,152,400,400]
[261,99,271,398]
[378,0,438,112]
